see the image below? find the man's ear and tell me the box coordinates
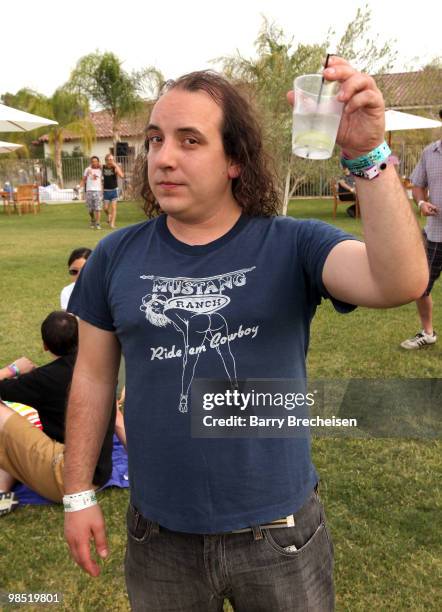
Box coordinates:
[228,163,241,179]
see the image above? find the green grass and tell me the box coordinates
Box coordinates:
[0,200,440,611]
[289,199,442,378]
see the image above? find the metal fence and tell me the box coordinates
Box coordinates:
[288,143,429,199]
[0,155,137,202]
[0,145,430,202]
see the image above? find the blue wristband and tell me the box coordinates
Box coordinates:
[8,363,20,377]
[341,142,391,172]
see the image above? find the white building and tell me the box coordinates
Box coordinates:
[40,106,150,160]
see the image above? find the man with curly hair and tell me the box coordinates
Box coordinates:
[64,58,428,611]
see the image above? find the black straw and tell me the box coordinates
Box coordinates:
[317,53,334,106]
[305,54,334,159]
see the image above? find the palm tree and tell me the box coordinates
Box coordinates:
[69,51,163,154]
[1,87,95,187]
[0,88,48,158]
[47,88,95,188]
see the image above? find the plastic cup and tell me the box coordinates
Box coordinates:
[292,74,344,160]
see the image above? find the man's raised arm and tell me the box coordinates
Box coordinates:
[306,56,429,308]
[322,164,428,307]
[64,320,121,577]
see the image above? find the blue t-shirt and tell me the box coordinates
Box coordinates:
[70,213,356,533]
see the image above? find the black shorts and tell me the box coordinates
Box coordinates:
[423,232,442,296]
[338,192,356,202]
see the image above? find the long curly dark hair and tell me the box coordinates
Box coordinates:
[135,70,280,218]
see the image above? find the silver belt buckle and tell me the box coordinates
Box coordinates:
[231,514,296,534]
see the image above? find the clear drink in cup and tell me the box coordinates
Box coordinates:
[292,74,344,160]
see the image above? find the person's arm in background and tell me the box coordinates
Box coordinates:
[412,185,438,217]
[0,357,35,381]
[291,56,429,308]
[115,386,126,447]
[115,406,126,449]
[64,320,121,578]
[114,161,124,179]
[0,357,45,410]
[79,167,90,191]
[338,178,356,193]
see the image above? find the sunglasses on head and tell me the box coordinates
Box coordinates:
[69,269,79,276]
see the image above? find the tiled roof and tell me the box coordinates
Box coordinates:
[374,69,442,109]
[40,70,442,143]
[39,103,152,142]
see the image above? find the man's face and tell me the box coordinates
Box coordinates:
[147,88,239,221]
[106,155,114,166]
[91,158,100,169]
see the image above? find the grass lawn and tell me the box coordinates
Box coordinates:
[0,200,440,611]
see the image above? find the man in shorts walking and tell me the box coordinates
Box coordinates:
[80,156,103,230]
[401,138,442,349]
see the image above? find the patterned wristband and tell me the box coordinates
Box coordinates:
[348,159,391,180]
[63,489,98,512]
[341,142,391,172]
[8,363,20,377]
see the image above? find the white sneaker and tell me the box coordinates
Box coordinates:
[400,330,437,350]
[0,491,19,516]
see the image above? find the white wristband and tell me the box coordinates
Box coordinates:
[418,200,425,210]
[63,489,97,512]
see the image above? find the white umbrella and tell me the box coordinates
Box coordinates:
[0,140,23,153]
[385,110,441,148]
[385,109,442,132]
[0,103,57,132]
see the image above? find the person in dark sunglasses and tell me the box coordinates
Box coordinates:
[60,247,92,310]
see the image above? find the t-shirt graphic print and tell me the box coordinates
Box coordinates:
[139,267,256,412]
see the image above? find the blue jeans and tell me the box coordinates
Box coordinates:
[124,488,334,611]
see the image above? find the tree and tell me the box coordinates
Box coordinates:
[0,89,48,158]
[68,51,163,153]
[1,88,95,187]
[217,18,326,214]
[216,8,397,213]
[48,88,95,187]
[334,4,397,74]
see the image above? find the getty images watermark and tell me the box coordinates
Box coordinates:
[191,379,441,439]
[191,380,356,438]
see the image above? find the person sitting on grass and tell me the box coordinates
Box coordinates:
[0,311,117,516]
[60,247,92,310]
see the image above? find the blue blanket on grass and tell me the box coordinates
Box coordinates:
[13,435,129,505]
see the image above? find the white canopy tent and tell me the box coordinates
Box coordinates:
[0,106,56,193]
[383,109,442,182]
[0,140,23,154]
[0,103,57,132]
[385,109,442,132]
[385,109,442,155]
